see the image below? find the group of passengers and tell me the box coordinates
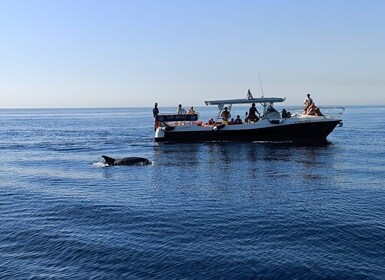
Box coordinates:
[152,93,323,130]
[219,103,261,125]
[218,112,244,125]
[177,104,197,115]
[155,103,197,118]
[152,103,196,130]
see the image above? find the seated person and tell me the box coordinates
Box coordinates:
[305,103,316,115]
[263,104,281,119]
[234,115,243,124]
[248,103,260,122]
[188,106,196,114]
[246,89,253,99]
[282,109,291,118]
[207,117,215,125]
[306,103,324,116]
[266,104,278,114]
[315,107,324,116]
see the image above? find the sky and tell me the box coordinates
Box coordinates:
[1,0,384,108]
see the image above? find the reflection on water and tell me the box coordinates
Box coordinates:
[152,141,341,195]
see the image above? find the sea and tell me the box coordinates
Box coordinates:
[0,105,384,279]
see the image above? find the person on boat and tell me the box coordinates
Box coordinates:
[153,102,159,118]
[246,89,253,100]
[306,102,324,116]
[221,107,231,124]
[188,106,196,114]
[266,104,279,114]
[282,109,291,118]
[234,115,243,124]
[303,94,324,116]
[153,102,160,131]
[208,117,215,125]
[177,104,187,115]
[248,103,260,122]
[304,94,313,113]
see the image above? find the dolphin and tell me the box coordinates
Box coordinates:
[101,155,151,166]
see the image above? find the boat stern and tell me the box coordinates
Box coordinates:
[154,127,165,142]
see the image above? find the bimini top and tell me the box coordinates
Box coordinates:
[204,97,286,106]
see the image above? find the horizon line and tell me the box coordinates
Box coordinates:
[0,104,383,110]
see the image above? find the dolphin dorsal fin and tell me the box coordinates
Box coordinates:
[102,155,115,166]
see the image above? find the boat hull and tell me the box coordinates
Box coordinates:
[155,119,341,143]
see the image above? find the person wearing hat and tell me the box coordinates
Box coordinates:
[221,107,231,124]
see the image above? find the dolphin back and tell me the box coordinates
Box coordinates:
[102,155,150,166]
[102,155,116,166]
[117,157,151,165]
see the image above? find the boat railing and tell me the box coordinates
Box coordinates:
[320,106,345,118]
[284,106,345,119]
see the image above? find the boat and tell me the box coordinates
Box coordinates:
[154,95,344,143]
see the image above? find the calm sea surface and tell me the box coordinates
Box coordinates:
[0,106,384,279]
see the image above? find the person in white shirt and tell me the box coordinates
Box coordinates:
[304,94,313,112]
[177,104,187,114]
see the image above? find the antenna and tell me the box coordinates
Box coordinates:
[258,72,267,114]
[258,72,264,98]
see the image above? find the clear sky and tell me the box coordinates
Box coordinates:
[1,0,384,108]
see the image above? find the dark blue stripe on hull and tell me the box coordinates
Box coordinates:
[155,120,341,143]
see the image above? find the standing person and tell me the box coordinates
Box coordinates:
[153,102,159,131]
[177,104,187,114]
[304,94,313,112]
[153,102,159,118]
[221,107,231,124]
